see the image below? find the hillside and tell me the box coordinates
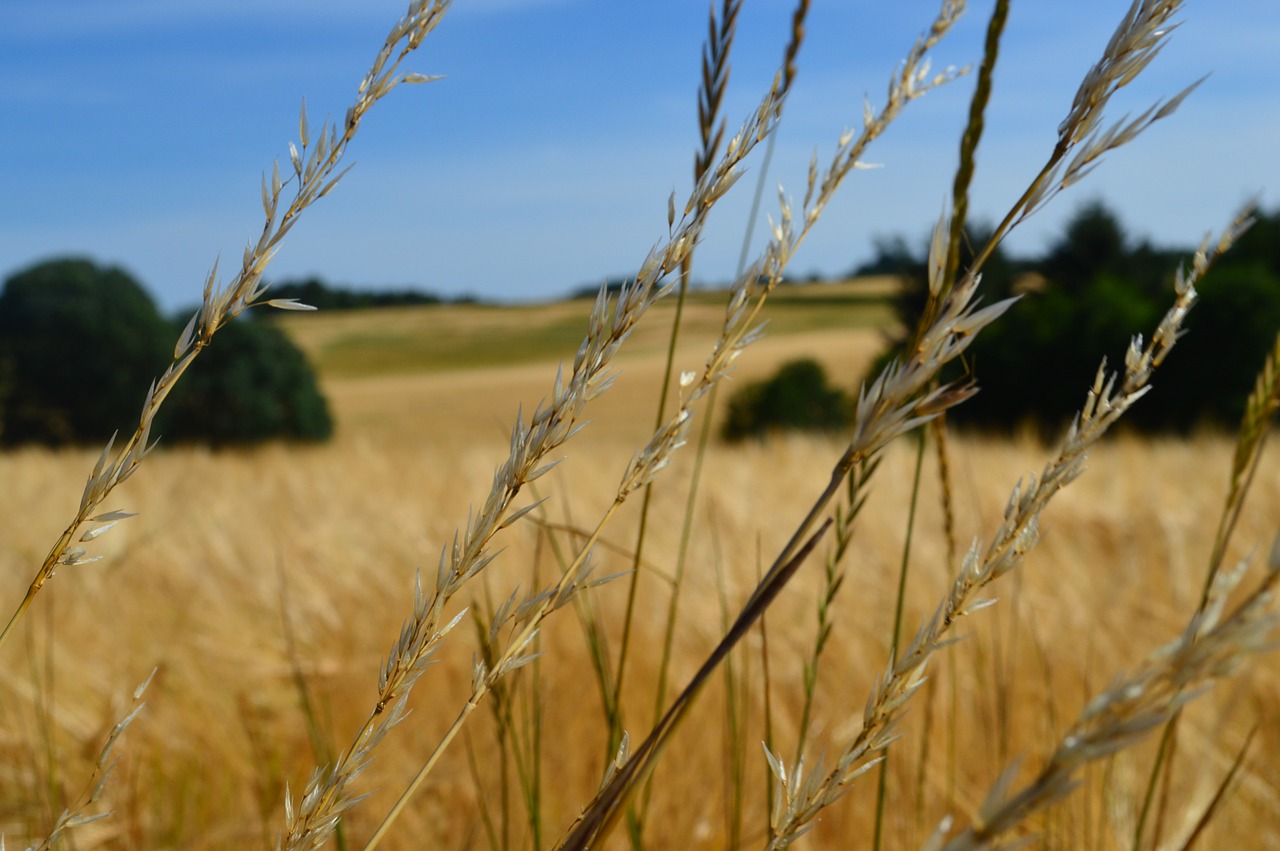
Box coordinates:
[271,277,901,442]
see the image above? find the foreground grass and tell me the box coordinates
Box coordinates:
[2,401,1278,847]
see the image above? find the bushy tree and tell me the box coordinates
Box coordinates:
[158,316,334,446]
[869,222,1023,347]
[873,202,1280,436]
[1145,262,1280,431]
[722,358,849,441]
[955,271,1161,433]
[0,258,171,445]
[0,257,333,447]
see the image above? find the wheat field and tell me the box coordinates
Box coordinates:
[6,0,1280,848]
[2,313,1278,848]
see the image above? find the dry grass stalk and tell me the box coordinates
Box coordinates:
[1204,329,1280,602]
[937,0,1199,313]
[22,670,154,851]
[471,4,973,846]
[365,9,969,836]
[615,0,745,742]
[626,5,813,843]
[763,205,1256,848]
[931,552,1280,851]
[1133,273,1280,850]
[287,23,823,847]
[694,0,744,182]
[560,212,1013,851]
[647,0,813,725]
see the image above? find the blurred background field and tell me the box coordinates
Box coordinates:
[2,282,1279,849]
[274,277,895,443]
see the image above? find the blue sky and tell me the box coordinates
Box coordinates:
[3,0,1278,311]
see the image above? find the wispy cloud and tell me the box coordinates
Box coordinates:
[3,0,404,39]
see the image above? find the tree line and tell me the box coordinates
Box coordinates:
[725,201,1280,439]
[7,200,1279,447]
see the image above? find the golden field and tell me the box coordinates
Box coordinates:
[2,288,1279,849]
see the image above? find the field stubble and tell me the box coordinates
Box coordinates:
[2,313,1278,848]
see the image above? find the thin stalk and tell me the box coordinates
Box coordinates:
[463,730,501,851]
[914,674,937,847]
[279,569,347,851]
[943,0,1010,295]
[555,521,834,850]
[793,458,870,767]
[612,256,690,755]
[714,539,745,850]
[1134,328,1280,851]
[759,545,778,839]
[873,429,929,851]
[1176,726,1256,850]
[527,528,546,850]
[475,592,514,851]
[637,4,813,837]
[529,482,620,762]
[928,0,1009,813]
[1151,715,1180,848]
[363,499,628,851]
[616,5,743,837]
[613,0,744,765]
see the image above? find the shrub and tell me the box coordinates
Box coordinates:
[158,316,334,446]
[722,358,850,441]
[0,258,171,446]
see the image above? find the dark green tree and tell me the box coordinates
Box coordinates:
[1041,200,1130,293]
[1040,200,1180,299]
[872,202,1280,436]
[956,271,1161,433]
[1215,206,1280,279]
[1143,262,1280,431]
[870,222,1023,351]
[158,315,333,446]
[0,257,334,447]
[722,358,849,441]
[0,258,171,446]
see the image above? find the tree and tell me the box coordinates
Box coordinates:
[158,315,333,446]
[0,258,171,446]
[1144,262,1280,431]
[871,202,1280,435]
[0,257,334,447]
[1041,200,1130,293]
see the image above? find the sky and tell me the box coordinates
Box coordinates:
[3,0,1278,312]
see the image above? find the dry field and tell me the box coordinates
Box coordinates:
[12,0,1280,844]
[2,295,1279,849]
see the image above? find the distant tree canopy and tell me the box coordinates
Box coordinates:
[874,201,1280,435]
[568,278,636,300]
[0,258,171,445]
[157,315,333,446]
[268,277,468,310]
[0,258,332,447]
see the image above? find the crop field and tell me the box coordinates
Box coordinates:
[3,289,1279,849]
[6,0,1280,848]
